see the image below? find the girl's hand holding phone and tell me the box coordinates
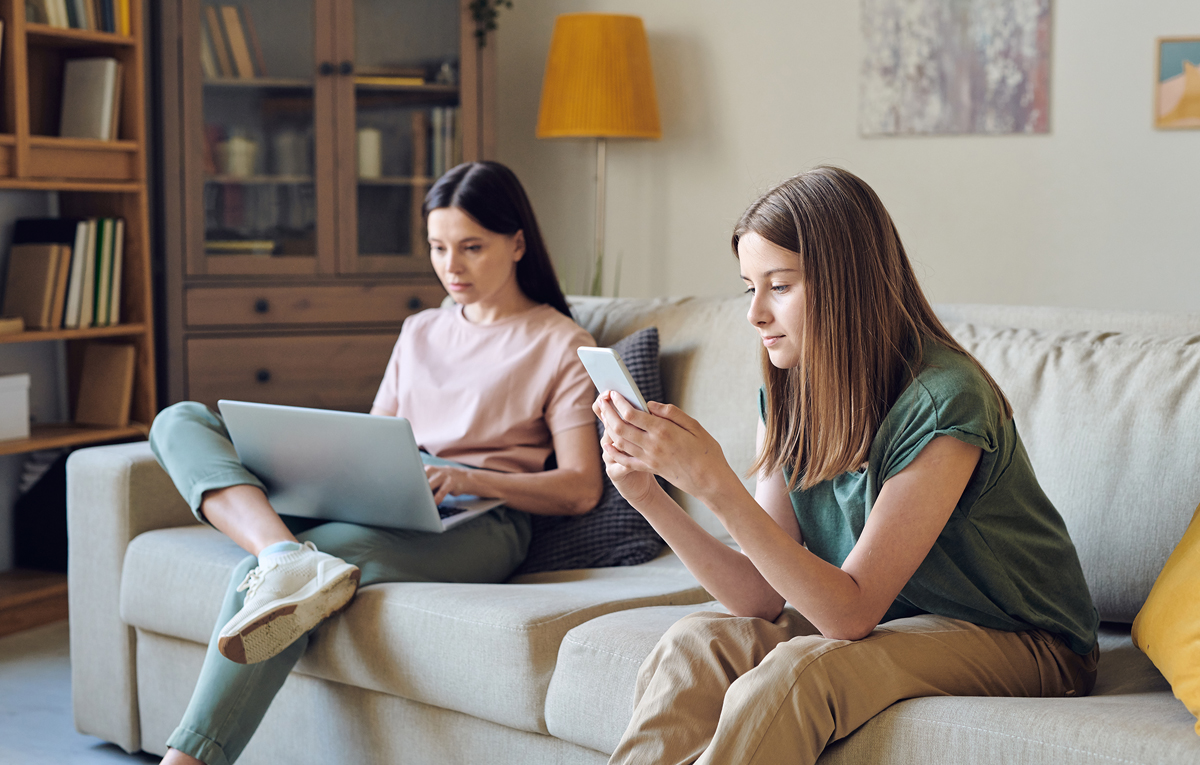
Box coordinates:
[593,391,737,504]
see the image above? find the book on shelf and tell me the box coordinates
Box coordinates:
[428,107,461,179]
[11,217,126,329]
[94,218,113,326]
[205,5,234,78]
[220,5,255,79]
[36,0,124,32]
[204,5,266,79]
[108,219,125,326]
[59,57,123,141]
[1,244,70,330]
[200,21,219,79]
[0,317,24,335]
[205,239,276,255]
[355,76,425,87]
[240,7,268,77]
[75,342,136,427]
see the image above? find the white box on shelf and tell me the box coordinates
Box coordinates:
[0,373,32,441]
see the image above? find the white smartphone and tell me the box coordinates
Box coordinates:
[577,347,649,412]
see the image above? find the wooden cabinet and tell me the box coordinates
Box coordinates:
[160,0,494,409]
[0,1,156,458]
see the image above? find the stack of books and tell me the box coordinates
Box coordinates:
[428,107,462,179]
[354,66,426,88]
[201,5,267,79]
[29,0,131,35]
[204,239,277,256]
[0,218,126,331]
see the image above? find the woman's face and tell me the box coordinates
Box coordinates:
[739,232,806,369]
[427,206,525,308]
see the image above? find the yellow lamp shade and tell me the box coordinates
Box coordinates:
[536,14,662,140]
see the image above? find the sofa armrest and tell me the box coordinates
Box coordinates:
[66,441,195,753]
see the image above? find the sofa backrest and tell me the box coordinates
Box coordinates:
[573,296,1200,624]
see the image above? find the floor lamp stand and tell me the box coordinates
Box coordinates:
[590,136,607,296]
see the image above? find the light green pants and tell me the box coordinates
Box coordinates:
[148,402,532,765]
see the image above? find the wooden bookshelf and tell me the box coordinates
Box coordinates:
[0,569,68,637]
[0,0,156,456]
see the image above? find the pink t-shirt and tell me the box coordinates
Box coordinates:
[371,303,598,474]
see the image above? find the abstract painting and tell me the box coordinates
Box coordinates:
[860,0,1052,135]
[1156,38,1200,129]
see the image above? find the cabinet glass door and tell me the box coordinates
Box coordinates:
[336,0,463,274]
[194,0,333,275]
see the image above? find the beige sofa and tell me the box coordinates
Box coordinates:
[68,296,1200,764]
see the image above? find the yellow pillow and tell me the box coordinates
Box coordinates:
[1133,503,1200,735]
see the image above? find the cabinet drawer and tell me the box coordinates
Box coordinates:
[186,284,446,327]
[187,334,397,412]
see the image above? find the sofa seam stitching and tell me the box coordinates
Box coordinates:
[560,634,644,665]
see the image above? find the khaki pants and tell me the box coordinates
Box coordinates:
[609,608,1098,765]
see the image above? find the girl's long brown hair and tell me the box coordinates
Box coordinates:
[735,166,1011,491]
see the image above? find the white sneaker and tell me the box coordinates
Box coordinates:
[217,541,360,665]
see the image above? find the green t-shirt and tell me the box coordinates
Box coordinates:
[765,341,1099,654]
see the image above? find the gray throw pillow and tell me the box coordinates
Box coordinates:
[513,326,667,574]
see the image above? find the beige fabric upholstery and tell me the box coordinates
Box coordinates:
[134,630,607,765]
[820,627,1199,765]
[945,324,1200,621]
[546,603,727,753]
[66,442,198,754]
[68,299,1200,762]
[119,525,710,733]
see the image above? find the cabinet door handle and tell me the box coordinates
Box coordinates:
[407,296,422,311]
[253,299,270,314]
[255,369,271,383]
[318,61,335,76]
[339,60,354,76]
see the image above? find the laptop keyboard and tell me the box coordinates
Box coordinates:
[437,505,470,520]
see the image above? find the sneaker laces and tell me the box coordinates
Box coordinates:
[236,560,279,598]
[236,541,317,598]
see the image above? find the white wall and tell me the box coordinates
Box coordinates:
[495,0,1200,311]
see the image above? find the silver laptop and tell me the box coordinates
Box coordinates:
[217,400,503,533]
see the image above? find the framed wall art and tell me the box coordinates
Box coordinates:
[1156,37,1200,129]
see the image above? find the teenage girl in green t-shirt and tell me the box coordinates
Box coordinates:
[595,166,1099,765]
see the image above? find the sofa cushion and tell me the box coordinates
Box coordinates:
[822,626,1200,764]
[545,602,727,753]
[571,296,763,544]
[946,324,1200,622]
[120,525,711,734]
[547,608,1200,762]
[1133,503,1200,734]
[515,326,666,574]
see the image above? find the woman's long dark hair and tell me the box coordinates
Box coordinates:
[424,161,572,318]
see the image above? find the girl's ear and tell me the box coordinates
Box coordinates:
[512,229,526,262]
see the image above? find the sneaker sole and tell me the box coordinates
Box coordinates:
[218,565,361,665]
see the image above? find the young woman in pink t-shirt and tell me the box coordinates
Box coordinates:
[149,162,603,765]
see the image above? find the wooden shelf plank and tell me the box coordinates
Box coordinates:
[0,178,142,192]
[0,570,69,638]
[357,176,435,186]
[0,323,147,345]
[28,135,139,152]
[204,77,313,89]
[206,174,314,185]
[25,23,136,48]
[0,423,148,457]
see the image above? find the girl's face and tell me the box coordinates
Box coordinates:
[739,232,806,369]
[427,207,525,309]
